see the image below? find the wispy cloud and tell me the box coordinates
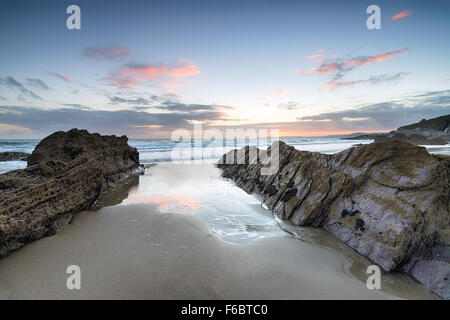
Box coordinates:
[62,103,92,110]
[297,48,409,90]
[277,101,306,110]
[319,72,408,90]
[339,48,409,69]
[83,46,134,60]
[0,76,41,100]
[304,48,409,75]
[257,89,287,102]
[392,10,413,20]
[162,93,179,99]
[406,89,450,106]
[111,59,200,88]
[51,72,72,82]
[306,54,322,60]
[267,89,286,96]
[296,70,313,75]
[26,78,51,90]
[110,96,153,105]
[156,102,233,112]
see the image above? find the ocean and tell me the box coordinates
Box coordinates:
[1,137,449,174]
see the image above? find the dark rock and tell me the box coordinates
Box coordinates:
[218,140,450,299]
[341,209,349,218]
[0,129,144,258]
[281,188,297,202]
[265,184,278,197]
[253,177,262,185]
[355,218,365,232]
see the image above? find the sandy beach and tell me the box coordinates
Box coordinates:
[0,162,437,300]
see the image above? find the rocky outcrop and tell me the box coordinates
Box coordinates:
[398,114,450,133]
[0,152,30,161]
[344,114,450,145]
[0,129,144,258]
[218,140,449,298]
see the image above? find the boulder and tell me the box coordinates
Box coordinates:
[0,129,143,258]
[218,140,449,298]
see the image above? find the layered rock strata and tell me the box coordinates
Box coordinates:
[218,140,449,298]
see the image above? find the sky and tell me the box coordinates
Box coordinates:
[0,0,449,138]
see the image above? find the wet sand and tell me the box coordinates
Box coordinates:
[0,163,437,299]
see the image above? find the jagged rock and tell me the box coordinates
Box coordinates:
[0,152,30,161]
[218,140,450,298]
[0,129,144,258]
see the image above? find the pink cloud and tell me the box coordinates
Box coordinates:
[297,48,409,90]
[307,54,323,60]
[162,93,180,98]
[112,59,200,88]
[343,48,409,67]
[267,89,286,96]
[319,80,354,90]
[51,72,72,82]
[313,62,340,73]
[112,79,139,88]
[296,70,313,75]
[392,10,413,20]
[297,48,409,78]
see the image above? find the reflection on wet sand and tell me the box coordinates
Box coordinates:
[89,175,140,210]
[117,163,284,245]
[275,219,437,299]
[123,194,200,214]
